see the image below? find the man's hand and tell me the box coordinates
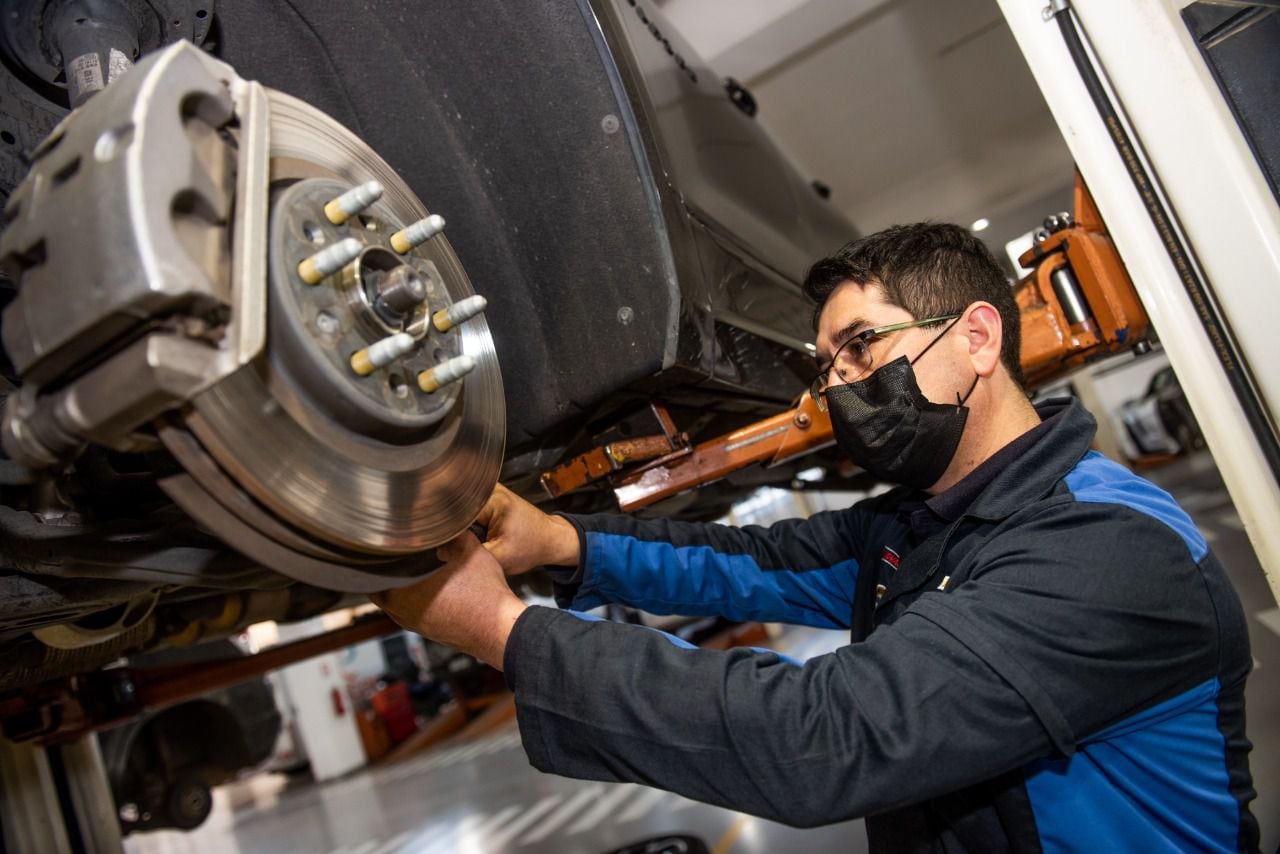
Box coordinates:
[371,531,528,670]
[475,484,579,575]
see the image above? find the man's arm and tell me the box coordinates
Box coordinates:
[373,530,1051,826]
[505,604,1050,826]
[373,537,1050,825]
[555,510,865,629]
[480,484,892,630]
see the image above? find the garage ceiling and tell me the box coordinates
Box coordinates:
[655,0,1078,263]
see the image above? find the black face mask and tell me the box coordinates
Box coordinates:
[825,352,978,491]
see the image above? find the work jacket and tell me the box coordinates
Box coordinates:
[503,398,1259,852]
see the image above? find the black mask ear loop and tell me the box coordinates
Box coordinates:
[906,314,979,406]
[956,372,980,406]
[908,314,965,367]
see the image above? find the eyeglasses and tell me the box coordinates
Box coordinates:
[809,313,962,409]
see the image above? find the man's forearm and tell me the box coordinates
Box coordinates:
[504,605,1051,827]
[553,517,857,629]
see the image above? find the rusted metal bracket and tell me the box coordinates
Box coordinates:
[0,615,400,745]
[610,391,833,512]
[539,403,689,499]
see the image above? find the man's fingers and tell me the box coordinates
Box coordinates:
[481,537,516,568]
[472,497,497,531]
[472,483,511,530]
[438,529,482,564]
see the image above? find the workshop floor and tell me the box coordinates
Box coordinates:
[125,450,1278,854]
[124,619,861,854]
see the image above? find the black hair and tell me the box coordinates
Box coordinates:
[803,222,1025,387]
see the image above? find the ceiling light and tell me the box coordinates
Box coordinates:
[971,217,990,232]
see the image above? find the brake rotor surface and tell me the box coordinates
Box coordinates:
[179,90,504,559]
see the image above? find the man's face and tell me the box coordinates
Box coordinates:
[814,280,969,405]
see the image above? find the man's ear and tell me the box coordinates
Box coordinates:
[963,302,1003,378]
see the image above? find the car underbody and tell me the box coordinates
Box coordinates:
[0,1,859,693]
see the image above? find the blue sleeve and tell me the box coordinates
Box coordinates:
[559,508,865,630]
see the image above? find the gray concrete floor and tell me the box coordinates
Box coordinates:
[124,624,863,854]
[124,449,1278,854]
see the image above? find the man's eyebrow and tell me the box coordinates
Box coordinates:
[818,318,871,362]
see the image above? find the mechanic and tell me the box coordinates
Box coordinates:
[373,223,1259,852]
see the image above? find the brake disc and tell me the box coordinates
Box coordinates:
[159,82,504,590]
[183,89,504,554]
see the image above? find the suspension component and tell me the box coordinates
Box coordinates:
[0,42,505,592]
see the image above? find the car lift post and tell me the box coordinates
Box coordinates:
[0,732,123,853]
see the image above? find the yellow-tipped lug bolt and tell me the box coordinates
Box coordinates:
[298,237,363,285]
[417,354,476,393]
[432,295,488,333]
[390,214,445,254]
[350,332,416,377]
[324,180,384,225]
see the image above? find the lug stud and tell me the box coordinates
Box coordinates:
[298,238,362,285]
[350,333,416,376]
[417,354,476,393]
[324,180,384,225]
[390,214,445,254]
[432,295,487,333]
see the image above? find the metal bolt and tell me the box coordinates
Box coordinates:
[298,237,362,285]
[1044,213,1073,233]
[324,180,384,225]
[432,295,487,333]
[316,311,340,335]
[417,354,476,393]
[374,267,428,319]
[390,214,446,254]
[602,114,620,134]
[350,332,416,376]
[617,306,634,325]
[794,412,812,429]
[1042,0,1069,21]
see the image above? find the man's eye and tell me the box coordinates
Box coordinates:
[849,339,870,359]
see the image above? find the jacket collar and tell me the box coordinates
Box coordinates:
[955,396,1097,522]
